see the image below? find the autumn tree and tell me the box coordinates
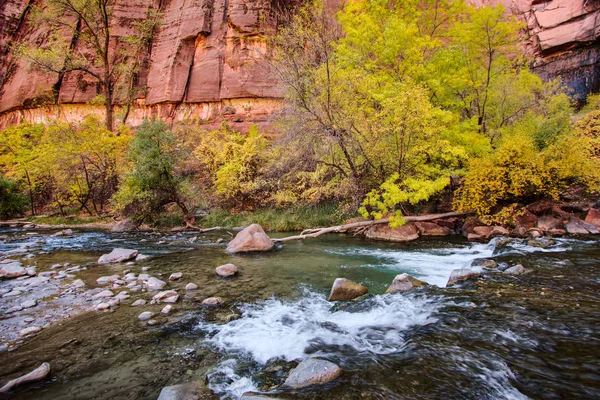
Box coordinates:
[19,0,159,131]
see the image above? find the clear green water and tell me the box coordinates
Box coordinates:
[0,228,598,399]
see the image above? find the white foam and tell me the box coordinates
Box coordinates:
[200,290,438,365]
[327,241,494,287]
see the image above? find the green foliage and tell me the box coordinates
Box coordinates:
[0,176,28,220]
[113,120,190,222]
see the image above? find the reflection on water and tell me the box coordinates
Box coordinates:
[0,228,599,399]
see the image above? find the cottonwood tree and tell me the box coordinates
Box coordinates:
[19,0,159,131]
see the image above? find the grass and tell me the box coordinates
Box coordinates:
[199,203,355,232]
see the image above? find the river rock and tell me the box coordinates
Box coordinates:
[202,297,223,305]
[473,226,492,238]
[20,299,37,309]
[490,226,510,237]
[25,267,36,276]
[138,311,154,321]
[503,264,528,276]
[71,279,86,288]
[537,216,564,230]
[97,275,119,285]
[0,262,26,279]
[565,217,599,235]
[157,382,202,400]
[153,290,179,303]
[93,290,114,299]
[136,254,151,262]
[415,222,453,236]
[51,229,73,237]
[124,273,137,282]
[169,272,183,281]
[472,258,498,268]
[283,358,342,389]
[585,208,600,227]
[527,238,556,248]
[226,224,275,254]
[185,283,198,291]
[216,264,238,277]
[447,269,481,286]
[145,277,167,291]
[98,248,139,264]
[18,326,41,337]
[366,223,419,242]
[111,219,138,232]
[161,305,173,314]
[0,362,50,393]
[131,299,147,306]
[96,302,110,310]
[386,273,428,293]
[328,278,368,301]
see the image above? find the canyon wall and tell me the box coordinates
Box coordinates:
[0,0,598,129]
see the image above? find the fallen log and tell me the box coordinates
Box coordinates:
[0,362,51,393]
[273,211,472,242]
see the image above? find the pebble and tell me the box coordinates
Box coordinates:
[19,326,41,337]
[138,311,154,321]
[185,283,198,291]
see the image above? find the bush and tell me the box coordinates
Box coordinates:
[0,176,28,219]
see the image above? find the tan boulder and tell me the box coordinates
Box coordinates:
[216,263,238,277]
[366,223,419,242]
[386,274,428,294]
[328,278,368,301]
[283,358,342,389]
[415,222,453,236]
[226,224,274,254]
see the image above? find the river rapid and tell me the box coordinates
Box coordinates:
[0,227,598,399]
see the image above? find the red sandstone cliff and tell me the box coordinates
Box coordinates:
[0,0,598,129]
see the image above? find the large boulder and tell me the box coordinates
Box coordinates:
[283,358,342,389]
[366,222,419,242]
[386,273,428,294]
[537,216,564,231]
[328,278,368,301]
[585,208,600,228]
[515,209,538,228]
[226,224,274,254]
[0,262,26,279]
[98,248,138,264]
[415,222,453,236]
[447,268,481,286]
[111,219,138,233]
[565,217,599,235]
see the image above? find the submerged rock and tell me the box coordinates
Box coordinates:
[328,278,368,301]
[527,238,556,248]
[98,248,139,264]
[447,269,481,286]
[226,224,275,254]
[503,264,528,276]
[0,362,50,393]
[386,274,428,293]
[138,311,154,321]
[283,358,342,389]
[153,290,179,303]
[169,272,183,281]
[215,264,238,277]
[185,283,198,291]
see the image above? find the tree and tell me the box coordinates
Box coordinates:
[0,176,29,220]
[113,120,192,224]
[19,0,159,131]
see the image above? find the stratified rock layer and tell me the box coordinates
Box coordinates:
[0,0,598,127]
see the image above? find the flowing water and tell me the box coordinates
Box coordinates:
[0,227,598,400]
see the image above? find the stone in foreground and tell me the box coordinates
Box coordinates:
[328,278,368,301]
[98,248,138,264]
[386,274,428,294]
[283,358,342,389]
[157,382,202,400]
[215,263,238,277]
[447,269,481,286]
[226,224,274,253]
[0,362,50,393]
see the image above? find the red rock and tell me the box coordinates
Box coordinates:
[415,222,453,236]
[515,209,538,228]
[585,208,600,228]
[565,217,599,235]
[473,226,492,238]
[226,224,274,253]
[537,216,564,231]
[366,223,419,242]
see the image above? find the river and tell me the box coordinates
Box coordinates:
[0,227,598,399]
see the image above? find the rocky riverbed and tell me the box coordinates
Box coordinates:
[0,225,599,399]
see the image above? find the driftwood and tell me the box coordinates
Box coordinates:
[0,362,51,393]
[273,211,472,242]
[184,223,221,233]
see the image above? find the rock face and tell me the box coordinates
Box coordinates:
[1,1,597,128]
[328,278,368,301]
[98,248,139,264]
[385,274,428,294]
[366,223,419,242]
[226,224,274,253]
[283,358,342,389]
